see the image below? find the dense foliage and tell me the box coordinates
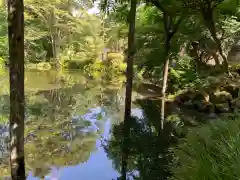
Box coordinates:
[1,0,240,179]
[0,0,126,76]
[171,116,240,180]
[98,0,240,179]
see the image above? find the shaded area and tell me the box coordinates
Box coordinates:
[104,99,185,180]
[105,71,240,179]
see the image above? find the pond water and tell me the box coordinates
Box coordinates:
[0,69,143,180]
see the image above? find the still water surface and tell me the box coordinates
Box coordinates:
[0,69,142,180]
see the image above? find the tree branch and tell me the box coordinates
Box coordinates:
[212,0,224,8]
[169,16,183,38]
[149,0,166,13]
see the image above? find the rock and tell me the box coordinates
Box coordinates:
[234,68,240,75]
[192,92,208,102]
[215,103,230,113]
[210,91,232,104]
[193,101,214,113]
[175,90,195,104]
[223,85,240,99]
[205,103,215,113]
[183,100,193,108]
[207,113,218,119]
[230,97,240,111]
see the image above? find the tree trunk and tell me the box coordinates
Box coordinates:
[160,13,171,131]
[160,60,169,129]
[160,13,182,131]
[50,8,60,69]
[121,0,137,179]
[201,8,228,72]
[7,0,26,179]
[50,9,57,60]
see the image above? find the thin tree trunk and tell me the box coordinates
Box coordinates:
[201,8,228,72]
[160,58,169,130]
[160,13,182,131]
[8,0,26,179]
[50,9,57,60]
[160,14,171,131]
[151,1,182,131]
[121,0,137,179]
[50,8,60,69]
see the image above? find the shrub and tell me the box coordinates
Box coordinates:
[0,56,5,72]
[63,60,83,69]
[171,115,240,180]
[104,53,126,75]
[83,60,105,79]
[26,62,51,71]
[168,55,199,93]
[25,63,38,69]
[36,62,51,70]
[107,53,124,62]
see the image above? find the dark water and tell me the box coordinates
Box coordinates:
[0,69,143,180]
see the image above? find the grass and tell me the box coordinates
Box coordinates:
[171,115,240,180]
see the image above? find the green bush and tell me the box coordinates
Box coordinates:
[107,53,124,62]
[25,63,38,69]
[63,60,84,69]
[168,55,199,93]
[82,53,126,80]
[0,56,4,68]
[83,60,105,79]
[105,53,126,75]
[171,115,240,180]
[36,62,51,70]
[26,62,51,71]
[0,115,8,124]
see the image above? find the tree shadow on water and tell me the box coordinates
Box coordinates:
[104,98,185,180]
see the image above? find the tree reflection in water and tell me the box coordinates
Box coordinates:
[105,99,185,180]
[0,70,125,179]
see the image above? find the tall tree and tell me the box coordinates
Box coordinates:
[122,0,137,179]
[8,0,26,179]
[181,0,232,72]
[160,13,182,130]
[149,0,182,130]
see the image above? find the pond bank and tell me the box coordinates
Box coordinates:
[135,70,240,125]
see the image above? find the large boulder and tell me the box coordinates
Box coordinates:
[175,89,196,105]
[192,92,209,102]
[215,103,230,113]
[192,101,214,113]
[231,97,240,112]
[210,91,232,104]
[222,84,240,99]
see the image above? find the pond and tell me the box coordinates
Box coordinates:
[0,69,143,180]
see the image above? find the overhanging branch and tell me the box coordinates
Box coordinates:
[149,0,167,13]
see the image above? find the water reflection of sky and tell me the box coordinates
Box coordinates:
[26,107,143,180]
